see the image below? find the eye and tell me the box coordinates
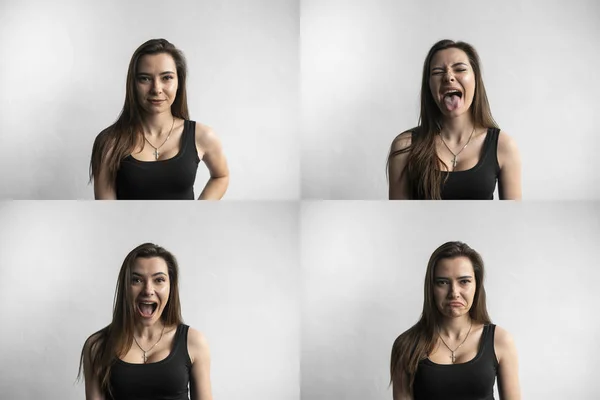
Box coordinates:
[460,279,471,284]
[131,277,142,284]
[156,277,166,283]
[163,75,174,80]
[456,69,467,72]
[435,280,448,285]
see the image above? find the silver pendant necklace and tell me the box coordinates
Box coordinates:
[439,126,475,170]
[133,324,165,363]
[438,320,473,364]
[143,116,175,161]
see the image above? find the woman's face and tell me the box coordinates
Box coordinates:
[433,256,476,319]
[429,48,476,118]
[130,257,171,326]
[135,53,178,115]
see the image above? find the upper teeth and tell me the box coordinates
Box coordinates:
[445,90,460,95]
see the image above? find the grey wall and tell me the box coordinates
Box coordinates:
[301,201,600,399]
[0,202,300,400]
[301,0,600,199]
[0,0,299,200]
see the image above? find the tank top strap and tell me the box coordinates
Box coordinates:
[173,324,191,365]
[481,127,501,173]
[480,324,499,369]
[185,120,200,163]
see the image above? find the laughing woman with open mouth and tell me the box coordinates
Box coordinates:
[78,243,212,400]
[387,40,521,200]
[90,39,229,200]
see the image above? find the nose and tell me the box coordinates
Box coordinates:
[150,78,162,94]
[142,282,154,296]
[448,282,460,297]
[443,71,455,83]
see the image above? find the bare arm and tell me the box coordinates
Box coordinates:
[195,123,229,200]
[495,326,521,400]
[497,131,522,200]
[83,337,106,400]
[388,132,412,200]
[189,328,213,400]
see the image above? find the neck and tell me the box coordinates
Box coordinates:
[133,320,165,341]
[141,111,174,138]
[440,114,476,144]
[438,315,472,340]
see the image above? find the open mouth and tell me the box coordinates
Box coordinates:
[442,90,463,100]
[442,89,463,111]
[138,302,158,317]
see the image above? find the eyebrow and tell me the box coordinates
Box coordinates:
[136,71,175,76]
[435,275,473,280]
[431,62,469,71]
[132,272,167,277]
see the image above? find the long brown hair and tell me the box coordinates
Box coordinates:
[77,243,184,398]
[90,39,190,186]
[387,40,499,199]
[389,241,491,396]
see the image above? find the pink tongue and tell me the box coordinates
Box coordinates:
[444,95,461,111]
[140,304,154,316]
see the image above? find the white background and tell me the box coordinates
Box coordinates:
[0,202,300,400]
[301,0,600,199]
[301,201,600,399]
[0,0,299,200]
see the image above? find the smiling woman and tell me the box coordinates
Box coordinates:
[90,39,229,200]
[77,243,213,400]
[387,40,522,200]
[390,241,521,400]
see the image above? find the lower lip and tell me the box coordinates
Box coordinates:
[449,303,462,307]
[149,100,164,105]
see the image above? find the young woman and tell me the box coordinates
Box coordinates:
[78,243,213,400]
[390,242,521,400]
[90,39,229,200]
[388,40,521,200]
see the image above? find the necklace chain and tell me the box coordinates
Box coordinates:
[438,320,473,364]
[438,126,476,170]
[144,116,175,161]
[133,323,166,364]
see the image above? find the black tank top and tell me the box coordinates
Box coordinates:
[411,128,500,199]
[109,324,192,400]
[413,324,499,400]
[115,120,200,199]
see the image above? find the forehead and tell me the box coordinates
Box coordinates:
[137,53,177,73]
[434,256,474,277]
[430,48,470,67]
[132,256,169,274]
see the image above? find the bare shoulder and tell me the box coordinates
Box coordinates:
[390,130,414,152]
[496,130,521,168]
[493,325,517,360]
[497,130,519,155]
[187,326,210,364]
[194,122,221,150]
[195,122,217,141]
